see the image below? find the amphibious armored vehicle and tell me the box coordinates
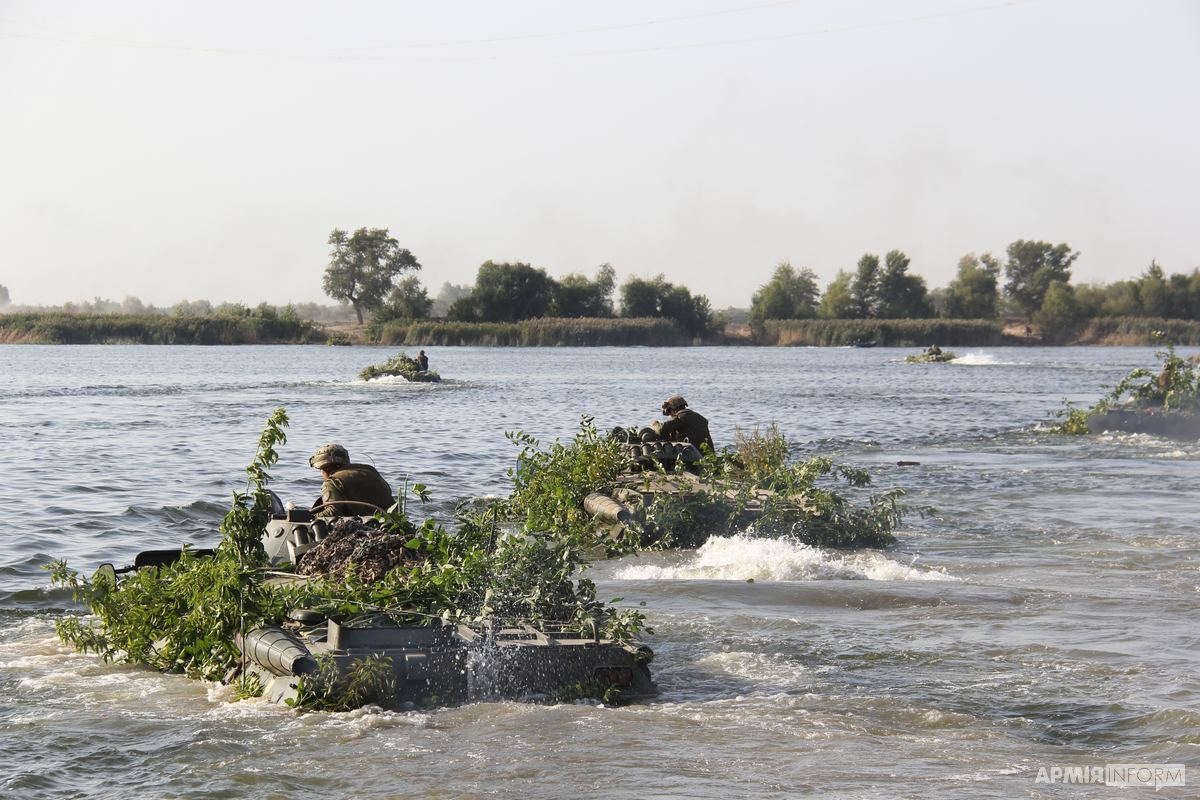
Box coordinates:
[904,350,956,363]
[359,352,441,382]
[253,498,654,706]
[580,427,779,548]
[99,494,655,710]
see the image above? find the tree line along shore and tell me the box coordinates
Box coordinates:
[3,309,1200,347]
[3,230,1198,346]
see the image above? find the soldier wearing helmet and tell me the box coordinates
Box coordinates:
[309,443,395,517]
[651,395,714,452]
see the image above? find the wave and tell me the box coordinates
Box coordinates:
[613,534,956,583]
[1094,431,1200,458]
[951,351,1024,366]
[352,376,469,388]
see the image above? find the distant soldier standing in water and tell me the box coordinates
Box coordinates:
[652,395,714,452]
[309,444,394,517]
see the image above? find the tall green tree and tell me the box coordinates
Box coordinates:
[818,271,856,319]
[1187,270,1200,320]
[1034,280,1081,342]
[749,262,820,337]
[322,228,420,324]
[432,282,472,318]
[1004,240,1078,316]
[619,274,714,337]
[876,250,932,318]
[1136,260,1169,317]
[454,261,556,322]
[850,254,881,318]
[551,264,616,317]
[619,275,661,317]
[944,253,1000,318]
[381,275,433,320]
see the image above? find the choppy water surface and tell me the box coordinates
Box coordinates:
[1,345,1196,799]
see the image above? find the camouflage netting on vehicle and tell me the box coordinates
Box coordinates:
[359,352,440,382]
[296,517,422,582]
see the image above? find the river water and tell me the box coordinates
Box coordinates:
[0,345,1196,799]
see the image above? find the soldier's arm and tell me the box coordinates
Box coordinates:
[316,478,346,517]
[658,416,684,439]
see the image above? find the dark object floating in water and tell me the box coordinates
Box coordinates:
[1086,409,1200,441]
[905,351,956,363]
[896,460,920,466]
[359,352,441,382]
[848,339,876,348]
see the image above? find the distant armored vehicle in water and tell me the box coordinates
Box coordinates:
[360,351,441,382]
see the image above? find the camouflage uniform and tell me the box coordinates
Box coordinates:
[316,463,394,517]
[659,408,714,452]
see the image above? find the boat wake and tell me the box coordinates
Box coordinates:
[613,534,956,582]
[950,352,1022,366]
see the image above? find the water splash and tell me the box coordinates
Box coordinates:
[613,535,956,582]
[951,351,1016,366]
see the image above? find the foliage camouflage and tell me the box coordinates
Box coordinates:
[905,351,957,363]
[502,419,917,553]
[1051,339,1200,434]
[50,409,647,706]
[359,351,441,382]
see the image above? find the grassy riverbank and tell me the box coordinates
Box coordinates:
[0,312,324,344]
[5,311,1198,346]
[1071,316,1200,346]
[376,317,693,346]
[759,319,1011,347]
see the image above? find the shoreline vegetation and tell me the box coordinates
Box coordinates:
[3,311,1200,346]
[0,310,324,345]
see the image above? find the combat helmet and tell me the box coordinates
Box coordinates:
[661,395,688,414]
[309,443,350,470]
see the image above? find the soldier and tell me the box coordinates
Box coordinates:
[416,350,429,372]
[652,395,714,452]
[309,444,395,517]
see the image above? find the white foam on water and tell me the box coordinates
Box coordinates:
[614,534,957,582]
[360,375,426,386]
[1096,430,1200,457]
[697,651,811,689]
[950,351,1014,366]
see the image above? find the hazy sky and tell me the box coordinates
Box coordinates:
[1,0,1197,308]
